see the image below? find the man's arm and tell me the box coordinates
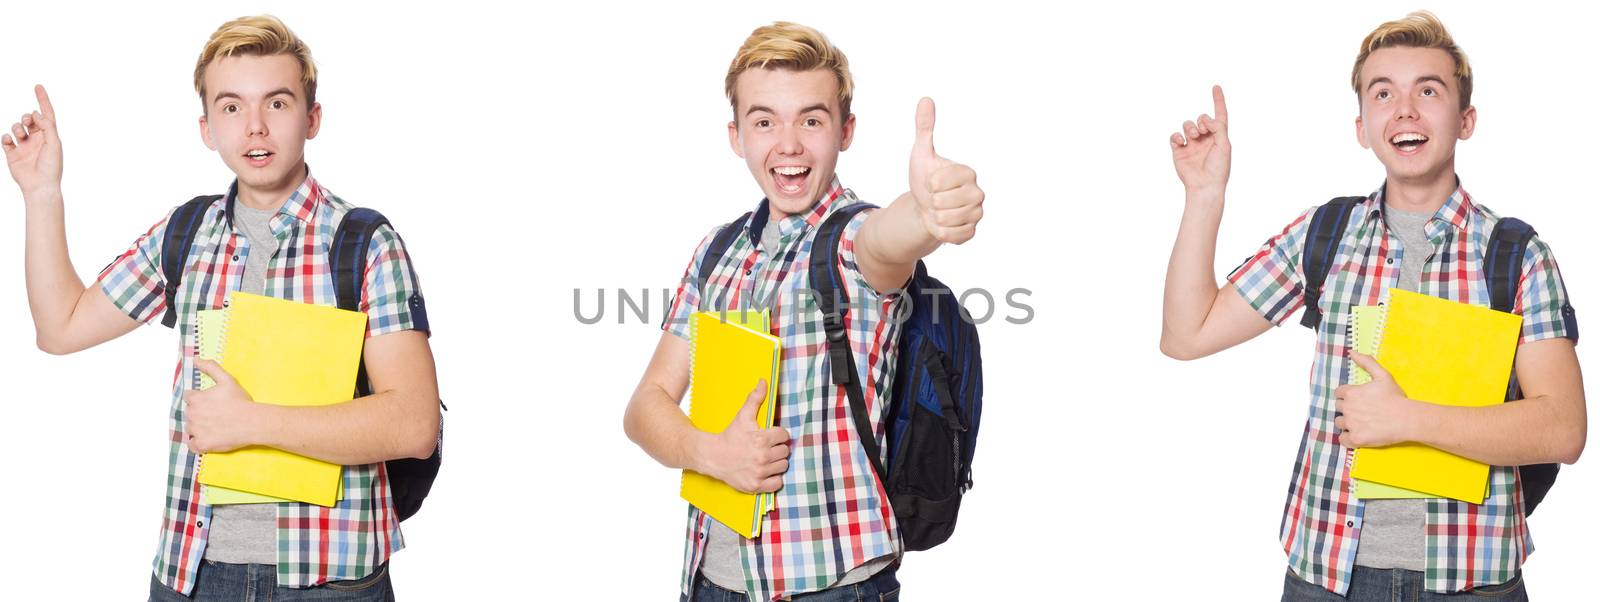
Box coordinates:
[5,86,142,354]
[1336,338,1586,465]
[855,98,984,295]
[186,330,440,464]
[622,331,789,494]
[1160,85,1274,360]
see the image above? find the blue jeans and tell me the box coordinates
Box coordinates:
[683,566,900,601]
[148,561,395,601]
[1281,566,1527,601]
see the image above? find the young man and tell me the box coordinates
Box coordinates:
[2,15,438,600]
[622,22,984,601]
[1161,11,1583,600]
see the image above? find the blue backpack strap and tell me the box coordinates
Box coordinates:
[806,203,885,483]
[329,207,392,399]
[159,195,224,329]
[331,208,441,522]
[695,211,753,301]
[1485,217,1535,316]
[1298,196,1367,329]
[1484,216,1563,516]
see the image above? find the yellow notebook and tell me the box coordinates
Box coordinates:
[1347,305,1432,500]
[681,310,780,539]
[195,293,366,507]
[1348,290,1522,504]
[192,309,346,506]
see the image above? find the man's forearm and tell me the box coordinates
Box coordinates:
[624,384,708,473]
[1160,193,1225,358]
[1411,394,1586,466]
[22,187,89,352]
[862,192,939,267]
[249,389,440,466]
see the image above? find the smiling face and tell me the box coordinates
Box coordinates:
[1354,46,1475,187]
[198,53,321,208]
[727,68,855,218]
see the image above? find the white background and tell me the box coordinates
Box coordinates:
[1,1,1594,599]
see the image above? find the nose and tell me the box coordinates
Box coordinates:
[1393,93,1418,121]
[247,107,268,137]
[775,124,802,156]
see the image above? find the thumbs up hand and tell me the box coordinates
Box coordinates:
[909,98,983,245]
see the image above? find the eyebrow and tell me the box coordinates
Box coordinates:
[210,87,299,105]
[1365,75,1449,93]
[743,103,834,118]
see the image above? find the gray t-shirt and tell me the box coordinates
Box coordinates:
[700,215,894,592]
[1353,205,1432,571]
[203,201,281,565]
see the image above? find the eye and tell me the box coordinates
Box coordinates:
[1421,87,1437,97]
[755,118,772,128]
[222,104,239,114]
[270,99,287,109]
[1376,90,1390,101]
[805,117,822,127]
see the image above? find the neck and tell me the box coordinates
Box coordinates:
[1383,164,1457,215]
[235,162,306,211]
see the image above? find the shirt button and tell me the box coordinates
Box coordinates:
[1385,258,1393,265]
[745,268,752,275]
[1346,520,1354,528]
[196,520,204,528]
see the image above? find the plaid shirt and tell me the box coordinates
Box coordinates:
[97,173,427,594]
[1228,183,1579,595]
[663,178,903,601]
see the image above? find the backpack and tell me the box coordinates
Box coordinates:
[1299,196,1559,516]
[159,195,442,521]
[700,203,983,551]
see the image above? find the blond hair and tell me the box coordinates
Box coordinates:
[725,22,854,117]
[193,15,317,111]
[1351,11,1472,110]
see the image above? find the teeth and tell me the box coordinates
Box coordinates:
[773,166,809,176]
[1390,133,1428,144]
[246,150,270,158]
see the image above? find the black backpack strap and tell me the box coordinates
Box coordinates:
[1298,196,1368,329]
[1482,216,1566,517]
[695,211,753,305]
[1485,217,1536,316]
[159,195,223,329]
[807,203,885,483]
[330,208,391,399]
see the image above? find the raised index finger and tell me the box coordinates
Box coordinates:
[34,85,55,122]
[1211,85,1228,125]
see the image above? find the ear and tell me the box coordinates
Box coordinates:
[1457,105,1476,141]
[306,102,322,140]
[1354,114,1371,150]
[839,112,856,152]
[199,114,217,151]
[727,120,744,158]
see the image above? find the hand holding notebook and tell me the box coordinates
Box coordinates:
[681,310,782,538]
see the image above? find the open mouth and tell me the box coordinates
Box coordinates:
[244,149,275,164]
[771,166,810,195]
[1389,132,1429,154]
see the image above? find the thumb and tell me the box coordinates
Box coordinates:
[1349,352,1387,380]
[194,359,236,387]
[913,97,936,161]
[735,379,768,425]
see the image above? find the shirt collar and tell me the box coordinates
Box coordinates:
[745,176,849,246]
[1367,177,1475,235]
[222,166,323,228]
